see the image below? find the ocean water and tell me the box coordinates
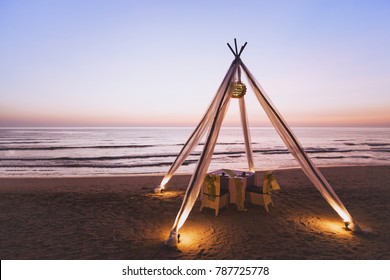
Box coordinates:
[0,127,389,177]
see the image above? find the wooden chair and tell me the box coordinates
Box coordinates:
[199,174,229,216]
[246,171,279,212]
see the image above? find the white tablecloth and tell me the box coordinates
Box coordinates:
[208,169,255,207]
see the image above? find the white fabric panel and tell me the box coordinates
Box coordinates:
[167,62,238,237]
[239,97,255,172]
[241,61,355,225]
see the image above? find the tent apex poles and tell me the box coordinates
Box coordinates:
[227,43,236,56]
[238,42,247,56]
[227,39,247,58]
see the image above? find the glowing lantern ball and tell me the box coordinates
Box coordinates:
[232,82,247,98]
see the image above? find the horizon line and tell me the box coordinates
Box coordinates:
[1,125,389,130]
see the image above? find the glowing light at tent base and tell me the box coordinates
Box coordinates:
[165,229,178,247]
[317,219,354,237]
[326,201,361,231]
[166,205,194,247]
[344,220,361,232]
[154,186,165,194]
[293,216,355,237]
[155,176,172,193]
[329,203,350,223]
[164,224,208,249]
[165,227,197,247]
[161,176,170,187]
[165,208,192,246]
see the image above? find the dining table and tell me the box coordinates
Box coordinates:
[208,169,255,210]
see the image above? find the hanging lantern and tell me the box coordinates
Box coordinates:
[232,81,247,98]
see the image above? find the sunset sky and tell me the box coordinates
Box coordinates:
[1,0,389,127]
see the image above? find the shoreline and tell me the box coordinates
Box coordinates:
[1,163,388,180]
[0,165,389,259]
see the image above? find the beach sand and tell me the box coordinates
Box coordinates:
[0,165,389,260]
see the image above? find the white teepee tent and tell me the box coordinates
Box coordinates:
[156,39,359,247]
